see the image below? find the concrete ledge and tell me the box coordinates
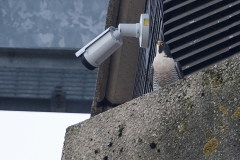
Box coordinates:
[62,54,240,159]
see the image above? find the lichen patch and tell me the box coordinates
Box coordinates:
[217,121,229,133]
[203,138,218,156]
[219,106,229,116]
[205,130,213,139]
[231,107,240,120]
[177,123,186,134]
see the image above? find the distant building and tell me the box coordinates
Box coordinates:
[0,0,109,113]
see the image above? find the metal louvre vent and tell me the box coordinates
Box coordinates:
[133,0,240,98]
[164,0,240,75]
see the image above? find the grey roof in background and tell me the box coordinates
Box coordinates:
[0,45,99,113]
[0,67,96,100]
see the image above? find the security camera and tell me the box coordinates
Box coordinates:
[75,13,149,70]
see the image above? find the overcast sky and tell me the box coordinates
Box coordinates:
[0,111,90,160]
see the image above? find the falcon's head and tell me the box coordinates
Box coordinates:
[156,40,172,58]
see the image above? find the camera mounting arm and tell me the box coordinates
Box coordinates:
[118,13,149,48]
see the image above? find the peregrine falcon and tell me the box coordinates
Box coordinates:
[151,40,184,91]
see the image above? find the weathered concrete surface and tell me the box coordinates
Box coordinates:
[62,54,240,160]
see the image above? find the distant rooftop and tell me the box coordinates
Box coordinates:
[0,67,96,100]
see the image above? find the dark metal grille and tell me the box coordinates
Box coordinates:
[164,0,240,75]
[133,0,240,98]
[132,48,146,98]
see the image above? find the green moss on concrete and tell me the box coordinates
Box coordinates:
[118,125,124,137]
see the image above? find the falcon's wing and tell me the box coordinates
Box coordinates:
[149,65,154,91]
[150,65,161,91]
[175,61,184,79]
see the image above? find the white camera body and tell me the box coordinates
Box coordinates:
[75,27,122,70]
[75,13,149,70]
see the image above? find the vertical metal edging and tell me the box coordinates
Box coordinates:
[133,0,164,98]
[143,0,164,94]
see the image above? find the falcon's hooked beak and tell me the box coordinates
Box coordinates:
[157,40,164,46]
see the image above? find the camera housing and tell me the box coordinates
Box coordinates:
[76,27,122,70]
[75,13,149,70]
